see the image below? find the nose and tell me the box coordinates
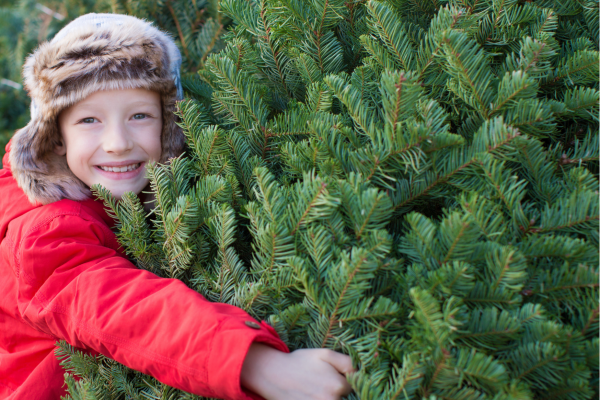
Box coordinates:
[102,121,133,154]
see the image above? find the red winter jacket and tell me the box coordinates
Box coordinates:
[0,142,288,399]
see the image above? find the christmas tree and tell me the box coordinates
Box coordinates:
[53,0,598,399]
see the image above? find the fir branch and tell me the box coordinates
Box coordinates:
[512,343,566,386]
[320,250,370,348]
[366,0,415,70]
[258,1,290,95]
[392,158,477,211]
[410,288,450,349]
[455,328,520,344]
[291,182,327,235]
[394,119,521,210]
[199,22,223,68]
[417,6,464,81]
[529,282,600,297]
[580,307,599,337]
[207,57,268,128]
[387,358,425,400]
[439,29,496,118]
[545,52,599,87]
[490,71,537,114]
[167,0,190,62]
[422,349,451,397]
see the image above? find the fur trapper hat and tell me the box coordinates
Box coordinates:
[10,13,185,205]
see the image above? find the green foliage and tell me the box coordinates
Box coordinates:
[108,0,230,73]
[59,0,598,399]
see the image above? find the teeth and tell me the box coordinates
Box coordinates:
[99,163,141,172]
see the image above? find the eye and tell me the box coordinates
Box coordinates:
[132,113,149,120]
[80,117,97,124]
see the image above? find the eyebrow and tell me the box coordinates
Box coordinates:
[69,101,161,115]
[75,101,159,109]
[70,103,99,111]
[126,101,161,108]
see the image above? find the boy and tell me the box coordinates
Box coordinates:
[0,14,353,400]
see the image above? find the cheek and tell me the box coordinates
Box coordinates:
[144,124,163,161]
[65,136,95,168]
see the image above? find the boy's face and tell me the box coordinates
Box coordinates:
[57,88,162,199]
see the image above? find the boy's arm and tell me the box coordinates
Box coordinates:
[15,213,288,400]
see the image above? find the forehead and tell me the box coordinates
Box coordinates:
[67,88,161,112]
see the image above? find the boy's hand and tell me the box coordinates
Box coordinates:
[241,343,356,400]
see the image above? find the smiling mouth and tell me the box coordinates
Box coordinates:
[97,163,142,173]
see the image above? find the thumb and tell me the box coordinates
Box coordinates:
[321,350,356,375]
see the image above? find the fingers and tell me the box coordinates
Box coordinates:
[334,373,353,396]
[320,349,356,375]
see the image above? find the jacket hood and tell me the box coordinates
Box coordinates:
[0,141,116,240]
[9,13,185,206]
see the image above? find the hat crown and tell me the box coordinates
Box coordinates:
[28,13,183,121]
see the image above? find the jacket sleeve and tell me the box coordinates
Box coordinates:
[15,213,288,400]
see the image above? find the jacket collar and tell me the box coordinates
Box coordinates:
[80,197,118,230]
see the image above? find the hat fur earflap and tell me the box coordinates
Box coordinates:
[10,13,185,205]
